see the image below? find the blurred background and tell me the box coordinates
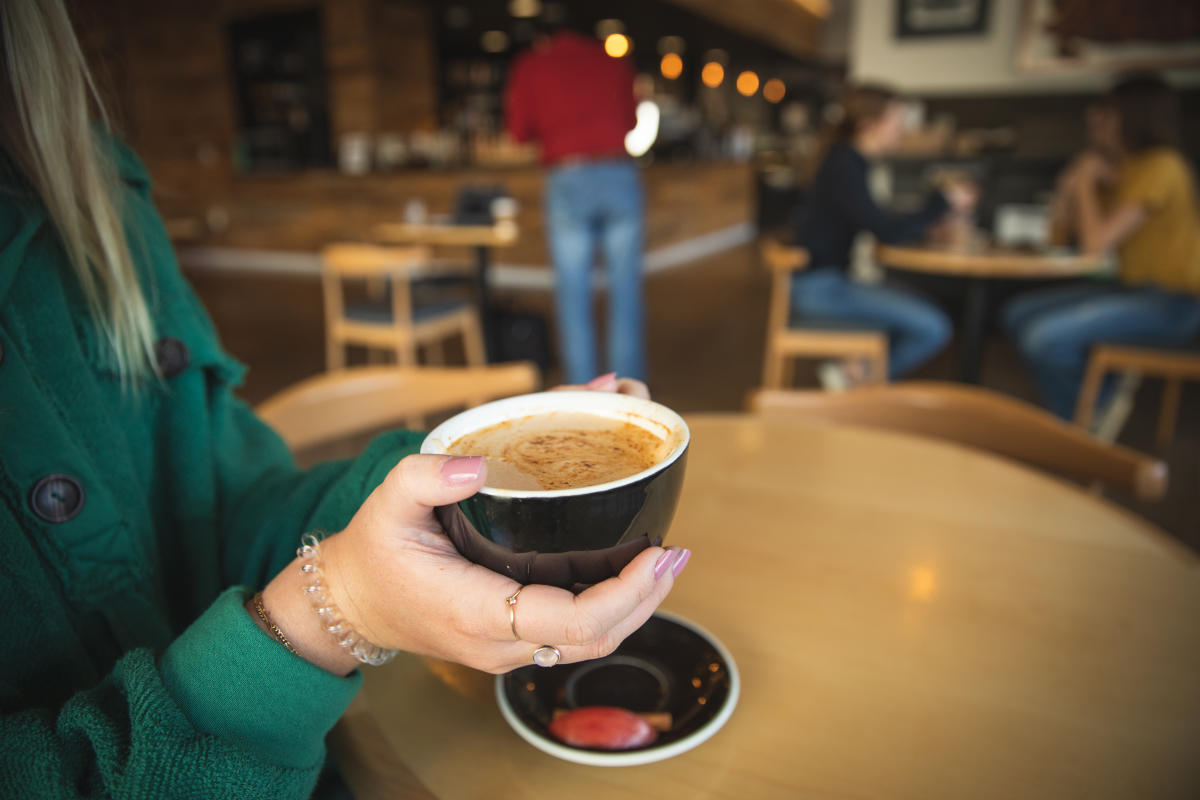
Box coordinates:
[70,0,1199,540]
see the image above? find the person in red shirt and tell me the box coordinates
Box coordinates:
[506,20,645,384]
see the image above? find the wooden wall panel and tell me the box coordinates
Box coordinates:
[73,0,438,220]
[374,1,439,133]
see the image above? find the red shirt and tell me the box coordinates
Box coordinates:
[505,32,637,167]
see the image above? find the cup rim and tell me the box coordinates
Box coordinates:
[420,391,690,499]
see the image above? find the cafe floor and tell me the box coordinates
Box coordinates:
[186,241,1199,550]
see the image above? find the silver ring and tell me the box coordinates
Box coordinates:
[532,645,561,668]
[505,587,523,640]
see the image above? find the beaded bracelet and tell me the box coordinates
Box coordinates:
[297,533,397,666]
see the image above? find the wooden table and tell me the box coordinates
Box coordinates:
[875,244,1105,383]
[374,221,519,360]
[334,415,1200,800]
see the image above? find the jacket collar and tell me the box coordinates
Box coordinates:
[0,189,44,305]
[0,135,151,304]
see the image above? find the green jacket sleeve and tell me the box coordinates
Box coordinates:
[0,589,361,799]
[209,386,426,589]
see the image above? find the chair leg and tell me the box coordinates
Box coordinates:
[462,314,486,367]
[326,336,345,371]
[866,341,888,385]
[1074,353,1110,429]
[394,337,417,366]
[762,343,783,389]
[1157,377,1182,448]
[778,355,795,390]
[425,338,445,366]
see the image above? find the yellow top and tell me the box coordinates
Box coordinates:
[1114,147,1200,294]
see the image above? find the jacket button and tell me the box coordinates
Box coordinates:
[30,474,85,523]
[155,337,190,378]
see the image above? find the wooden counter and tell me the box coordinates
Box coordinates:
[160,161,753,267]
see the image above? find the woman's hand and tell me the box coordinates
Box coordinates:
[1071,152,1112,188]
[943,179,979,213]
[254,454,687,676]
[1060,151,1116,194]
[552,371,651,400]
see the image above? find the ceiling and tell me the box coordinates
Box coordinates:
[659,0,827,58]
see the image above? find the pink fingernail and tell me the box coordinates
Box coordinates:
[653,549,678,579]
[671,549,691,578]
[586,372,618,388]
[441,456,484,485]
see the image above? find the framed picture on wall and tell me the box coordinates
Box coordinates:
[895,0,990,39]
[1016,0,1200,75]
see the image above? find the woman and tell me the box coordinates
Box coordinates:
[0,2,688,797]
[1003,74,1200,419]
[794,84,975,385]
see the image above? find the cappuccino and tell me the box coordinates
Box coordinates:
[445,412,670,491]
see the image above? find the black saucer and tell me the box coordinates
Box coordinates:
[496,611,739,766]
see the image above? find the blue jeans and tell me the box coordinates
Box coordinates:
[545,159,646,384]
[791,268,952,379]
[1003,282,1200,418]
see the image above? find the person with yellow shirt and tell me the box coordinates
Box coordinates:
[1003,74,1200,418]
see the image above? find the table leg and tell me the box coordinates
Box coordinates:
[474,245,497,361]
[956,278,989,384]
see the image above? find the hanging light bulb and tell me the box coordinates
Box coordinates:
[660,53,683,80]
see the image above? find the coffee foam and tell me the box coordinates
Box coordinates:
[445,412,672,491]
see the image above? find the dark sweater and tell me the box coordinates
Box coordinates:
[796,141,950,269]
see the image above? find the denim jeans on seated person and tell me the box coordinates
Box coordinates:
[791,267,952,379]
[1003,281,1200,419]
[545,159,646,385]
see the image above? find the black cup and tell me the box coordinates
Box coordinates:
[421,391,689,591]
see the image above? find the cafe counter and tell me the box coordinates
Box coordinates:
[164,161,754,271]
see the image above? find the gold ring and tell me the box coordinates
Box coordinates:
[505,586,523,640]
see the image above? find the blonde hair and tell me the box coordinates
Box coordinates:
[0,0,155,380]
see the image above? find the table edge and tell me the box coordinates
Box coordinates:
[875,243,1104,278]
[683,413,1192,562]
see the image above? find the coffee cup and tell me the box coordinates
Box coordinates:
[420,391,689,591]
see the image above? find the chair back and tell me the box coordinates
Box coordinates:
[322,244,432,332]
[257,363,539,453]
[1076,344,1200,448]
[322,243,432,278]
[762,241,807,343]
[750,383,1167,501]
[758,241,888,387]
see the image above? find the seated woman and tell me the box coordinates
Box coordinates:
[0,2,687,797]
[1003,74,1200,419]
[794,84,975,386]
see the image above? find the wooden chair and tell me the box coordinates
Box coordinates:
[1075,344,1200,449]
[322,243,486,370]
[760,240,888,389]
[257,363,539,453]
[750,383,1167,501]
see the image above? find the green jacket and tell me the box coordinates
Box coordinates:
[0,142,421,797]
